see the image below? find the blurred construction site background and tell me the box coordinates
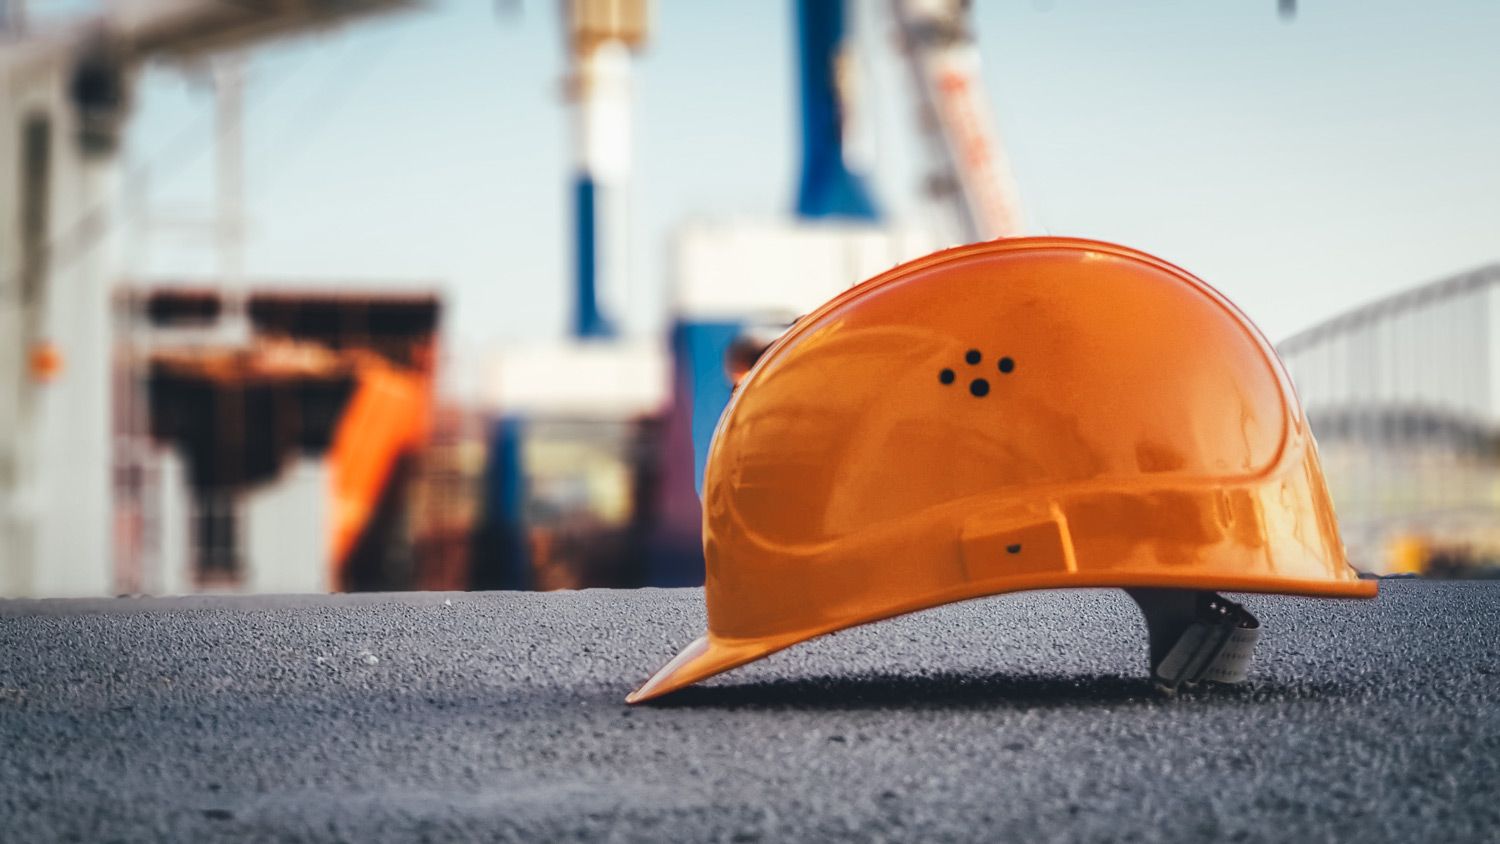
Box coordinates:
[2,0,1497,598]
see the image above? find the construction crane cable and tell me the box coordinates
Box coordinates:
[251,25,405,195]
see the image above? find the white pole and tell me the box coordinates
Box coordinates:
[214,51,247,344]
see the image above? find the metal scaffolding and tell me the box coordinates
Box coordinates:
[1278,265,1500,572]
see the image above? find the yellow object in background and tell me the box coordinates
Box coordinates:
[630,237,1376,703]
[1387,536,1427,576]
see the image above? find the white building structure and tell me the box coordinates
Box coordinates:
[0,1,403,597]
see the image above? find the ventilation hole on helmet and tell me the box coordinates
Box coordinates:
[969,378,989,397]
[939,368,955,385]
[998,356,1015,373]
[965,349,982,365]
[1006,543,1022,554]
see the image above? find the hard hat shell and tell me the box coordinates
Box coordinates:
[629,237,1375,704]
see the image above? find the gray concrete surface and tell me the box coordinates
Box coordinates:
[1,581,1496,842]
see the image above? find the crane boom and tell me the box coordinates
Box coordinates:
[890,0,1025,242]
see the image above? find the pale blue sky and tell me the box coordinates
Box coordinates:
[125,1,1500,385]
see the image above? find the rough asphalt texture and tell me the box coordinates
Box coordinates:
[1,581,1496,843]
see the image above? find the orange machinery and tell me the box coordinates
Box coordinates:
[140,289,440,590]
[326,353,433,571]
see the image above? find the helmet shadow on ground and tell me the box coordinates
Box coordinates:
[642,671,1344,711]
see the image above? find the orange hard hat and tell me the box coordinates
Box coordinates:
[629,237,1375,703]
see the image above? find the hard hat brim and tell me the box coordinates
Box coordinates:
[625,633,788,704]
[626,574,1376,704]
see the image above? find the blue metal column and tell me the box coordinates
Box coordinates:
[573,176,614,338]
[475,417,531,590]
[794,0,879,221]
